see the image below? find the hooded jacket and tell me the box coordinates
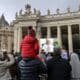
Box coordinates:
[20,35,39,58]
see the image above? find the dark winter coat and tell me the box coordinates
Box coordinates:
[47,58,71,80]
[19,58,46,80]
[15,56,22,80]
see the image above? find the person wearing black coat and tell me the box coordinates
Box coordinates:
[47,48,71,80]
[19,58,46,80]
[18,26,46,80]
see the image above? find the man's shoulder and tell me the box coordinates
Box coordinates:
[60,58,69,64]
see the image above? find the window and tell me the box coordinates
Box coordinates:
[22,27,28,38]
[50,27,57,38]
[40,27,47,38]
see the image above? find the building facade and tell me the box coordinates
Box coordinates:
[13,4,80,53]
[0,14,14,52]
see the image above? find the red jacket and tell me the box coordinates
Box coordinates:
[20,35,39,58]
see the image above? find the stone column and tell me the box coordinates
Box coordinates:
[79,24,80,34]
[1,36,5,50]
[1,36,4,50]
[79,24,80,48]
[36,26,41,39]
[0,36,2,50]
[79,24,80,38]
[8,36,12,52]
[68,25,73,53]
[17,27,22,52]
[47,27,51,38]
[57,26,62,47]
[14,28,18,53]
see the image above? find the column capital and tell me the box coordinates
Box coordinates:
[68,24,72,27]
[57,25,60,27]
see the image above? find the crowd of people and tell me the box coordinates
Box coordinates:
[0,26,80,80]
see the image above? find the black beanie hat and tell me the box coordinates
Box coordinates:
[28,26,36,37]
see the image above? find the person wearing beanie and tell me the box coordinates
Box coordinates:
[20,26,39,58]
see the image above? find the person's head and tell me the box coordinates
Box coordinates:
[41,49,45,54]
[3,51,8,59]
[0,51,4,61]
[27,26,36,37]
[71,52,80,62]
[46,39,50,44]
[42,44,44,47]
[47,53,52,56]
[61,46,66,50]
[60,45,67,53]
[53,47,61,59]
[0,50,8,61]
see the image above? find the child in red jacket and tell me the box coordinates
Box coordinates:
[20,26,39,58]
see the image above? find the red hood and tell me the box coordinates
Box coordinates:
[23,35,35,43]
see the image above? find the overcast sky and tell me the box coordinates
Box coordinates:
[0,0,79,23]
